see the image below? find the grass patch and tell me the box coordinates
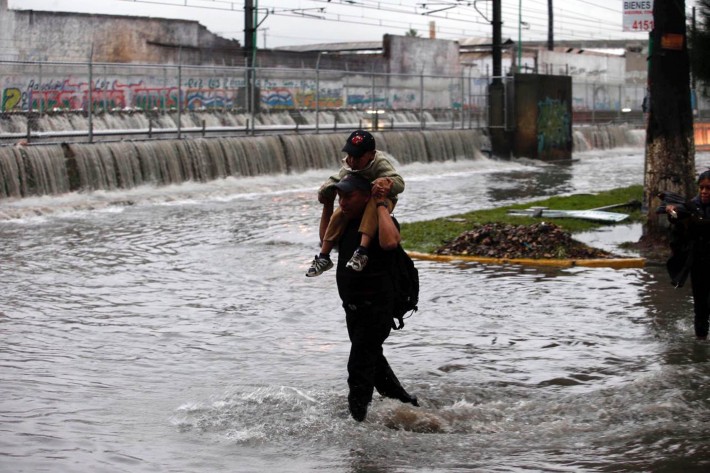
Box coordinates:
[400,185,644,254]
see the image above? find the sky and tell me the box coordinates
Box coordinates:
[9,0,700,48]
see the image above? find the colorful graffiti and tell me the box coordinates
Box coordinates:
[258,87,345,109]
[0,78,245,112]
[390,92,417,109]
[261,88,295,108]
[537,97,571,153]
[1,73,458,112]
[297,89,343,109]
[1,87,22,111]
[346,94,388,108]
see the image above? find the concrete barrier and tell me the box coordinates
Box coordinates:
[407,251,646,269]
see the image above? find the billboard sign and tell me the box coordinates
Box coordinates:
[623,1,654,32]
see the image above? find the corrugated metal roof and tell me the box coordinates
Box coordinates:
[275,41,383,53]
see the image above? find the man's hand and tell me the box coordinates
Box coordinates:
[666,204,678,219]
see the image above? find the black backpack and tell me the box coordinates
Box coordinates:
[390,245,419,330]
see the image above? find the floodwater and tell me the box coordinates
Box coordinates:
[2,148,710,472]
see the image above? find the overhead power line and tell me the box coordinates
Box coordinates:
[115,0,675,45]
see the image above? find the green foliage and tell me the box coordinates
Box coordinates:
[400,185,644,253]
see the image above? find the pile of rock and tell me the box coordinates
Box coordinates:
[435,222,616,259]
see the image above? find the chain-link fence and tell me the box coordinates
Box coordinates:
[1,59,486,145]
[2,57,707,146]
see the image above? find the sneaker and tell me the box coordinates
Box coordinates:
[306,255,333,277]
[346,249,369,272]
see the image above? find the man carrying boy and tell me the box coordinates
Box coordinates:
[306,130,405,277]
[329,172,418,421]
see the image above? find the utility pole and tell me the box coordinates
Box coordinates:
[644,0,695,238]
[492,0,502,85]
[547,0,554,50]
[517,0,522,72]
[489,0,510,157]
[244,0,255,113]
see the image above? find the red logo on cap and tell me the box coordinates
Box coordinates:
[351,135,364,146]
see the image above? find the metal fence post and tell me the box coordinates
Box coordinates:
[420,71,424,130]
[371,65,376,126]
[316,52,321,133]
[38,62,43,117]
[177,48,183,140]
[460,70,465,129]
[250,65,256,135]
[88,47,94,144]
[592,81,596,124]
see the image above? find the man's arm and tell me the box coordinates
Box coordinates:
[374,189,401,250]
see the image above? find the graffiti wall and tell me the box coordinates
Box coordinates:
[0,66,460,113]
[536,97,571,155]
[0,77,244,113]
[513,73,573,160]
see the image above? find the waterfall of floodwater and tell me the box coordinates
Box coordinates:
[0,129,489,198]
[1,113,645,199]
[1,110,618,134]
[572,124,645,151]
[0,145,70,197]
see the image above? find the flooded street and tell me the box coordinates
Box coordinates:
[2,147,710,472]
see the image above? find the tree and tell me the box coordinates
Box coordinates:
[405,28,419,37]
[644,0,695,241]
[690,0,710,91]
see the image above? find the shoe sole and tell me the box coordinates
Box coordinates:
[306,263,333,277]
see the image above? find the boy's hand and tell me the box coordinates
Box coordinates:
[372,177,393,197]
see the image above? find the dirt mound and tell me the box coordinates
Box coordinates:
[435,222,617,260]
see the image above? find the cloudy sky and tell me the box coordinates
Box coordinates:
[10,0,700,48]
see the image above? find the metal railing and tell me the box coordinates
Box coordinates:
[4,57,706,146]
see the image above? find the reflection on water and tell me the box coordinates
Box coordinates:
[485,164,574,202]
[1,149,710,472]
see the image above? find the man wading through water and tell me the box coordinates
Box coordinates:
[326,173,418,421]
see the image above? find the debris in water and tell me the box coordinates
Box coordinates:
[435,222,617,260]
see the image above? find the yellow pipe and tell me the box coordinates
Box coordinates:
[406,251,645,269]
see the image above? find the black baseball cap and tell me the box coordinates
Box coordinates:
[334,173,371,194]
[342,130,376,158]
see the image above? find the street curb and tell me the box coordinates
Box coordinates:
[407,251,646,269]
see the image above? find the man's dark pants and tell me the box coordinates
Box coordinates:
[344,299,410,420]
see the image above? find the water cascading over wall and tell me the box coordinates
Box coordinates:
[572,124,645,151]
[0,130,488,199]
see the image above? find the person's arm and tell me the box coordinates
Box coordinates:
[370,152,404,196]
[317,167,348,204]
[666,204,679,220]
[319,200,334,244]
[374,187,401,250]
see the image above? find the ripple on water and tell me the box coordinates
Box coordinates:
[3,153,710,472]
